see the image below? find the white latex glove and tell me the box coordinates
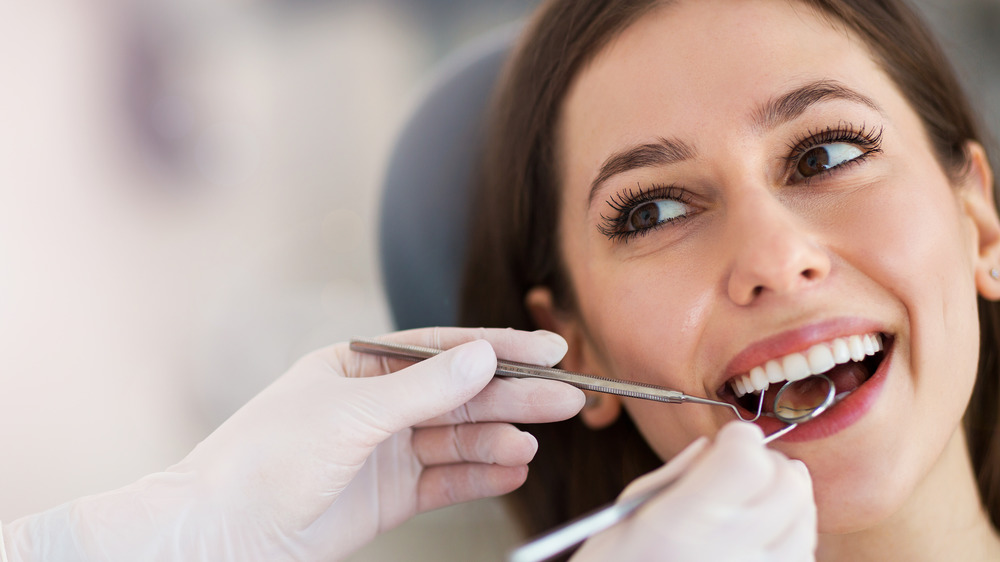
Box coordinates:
[1,327,585,562]
[572,422,817,562]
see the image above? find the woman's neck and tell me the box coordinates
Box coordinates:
[817,428,1000,561]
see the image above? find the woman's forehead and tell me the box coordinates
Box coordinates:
[557,0,889,181]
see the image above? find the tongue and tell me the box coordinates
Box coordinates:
[826,360,871,395]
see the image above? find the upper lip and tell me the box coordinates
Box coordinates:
[716,317,889,392]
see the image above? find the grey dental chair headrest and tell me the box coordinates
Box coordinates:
[379,25,519,330]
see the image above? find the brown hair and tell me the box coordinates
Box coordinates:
[459,0,1000,539]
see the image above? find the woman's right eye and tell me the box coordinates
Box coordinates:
[626,199,689,232]
[598,184,694,243]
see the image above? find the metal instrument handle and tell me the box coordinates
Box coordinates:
[349,338,686,403]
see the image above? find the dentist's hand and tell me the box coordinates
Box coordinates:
[2,328,585,562]
[573,422,817,562]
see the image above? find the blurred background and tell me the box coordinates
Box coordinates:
[0,0,996,560]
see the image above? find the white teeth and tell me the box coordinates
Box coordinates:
[863,335,876,355]
[807,345,835,375]
[742,375,753,396]
[733,376,745,397]
[765,359,784,383]
[729,332,886,397]
[782,353,811,381]
[749,366,769,391]
[848,336,866,361]
[831,338,850,363]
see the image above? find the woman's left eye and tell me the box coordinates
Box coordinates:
[626,199,689,231]
[795,142,864,178]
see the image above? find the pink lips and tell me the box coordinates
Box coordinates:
[719,318,891,442]
[722,318,887,382]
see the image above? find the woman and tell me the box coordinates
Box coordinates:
[461,0,1000,558]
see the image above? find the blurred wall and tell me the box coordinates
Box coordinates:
[0,0,536,522]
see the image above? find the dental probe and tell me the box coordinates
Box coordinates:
[506,374,835,562]
[348,338,763,422]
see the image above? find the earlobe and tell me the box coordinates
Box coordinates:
[525,286,623,429]
[959,142,1000,301]
[579,391,623,430]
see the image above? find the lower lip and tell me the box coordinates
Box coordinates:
[753,344,892,442]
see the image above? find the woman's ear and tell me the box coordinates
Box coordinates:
[958,142,1000,301]
[525,286,622,429]
[577,391,623,429]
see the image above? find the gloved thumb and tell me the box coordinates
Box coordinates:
[345,339,498,436]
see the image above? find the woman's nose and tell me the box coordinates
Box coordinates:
[725,193,831,306]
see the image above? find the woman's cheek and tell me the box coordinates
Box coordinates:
[625,401,718,462]
[571,252,718,449]
[584,282,719,462]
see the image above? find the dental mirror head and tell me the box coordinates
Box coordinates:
[772,373,836,424]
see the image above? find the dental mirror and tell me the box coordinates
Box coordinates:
[759,373,836,443]
[773,373,836,423]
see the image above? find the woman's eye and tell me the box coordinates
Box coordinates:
[626,199,688,231]
[796,142,864,178]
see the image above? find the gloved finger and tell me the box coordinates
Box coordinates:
[417,464,529,513]
[722,453,815,547]
[618,436,709,501]
[412,423,538,467]
[417,377,584,426]
[672,421,775,505]
[761,460,817,560]
[766,499,818,561]
[339,327,570,379]
[761,500,817,562]
[405,326,569,366]
[344,340,499,437]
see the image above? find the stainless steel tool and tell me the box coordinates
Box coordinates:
[348,337,765,422]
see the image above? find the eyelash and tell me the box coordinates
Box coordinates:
[598,183,691,243]
[598,122,885,243]
[784,122,884,182]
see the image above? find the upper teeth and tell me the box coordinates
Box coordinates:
[730,332,884,397]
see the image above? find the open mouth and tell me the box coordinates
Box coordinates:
[721,332,891,417]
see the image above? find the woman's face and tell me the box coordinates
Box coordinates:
[542,0,997,533]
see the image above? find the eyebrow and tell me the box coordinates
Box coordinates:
[750,79,883,132]
[588,137,695,205]
[586,79,883,205]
